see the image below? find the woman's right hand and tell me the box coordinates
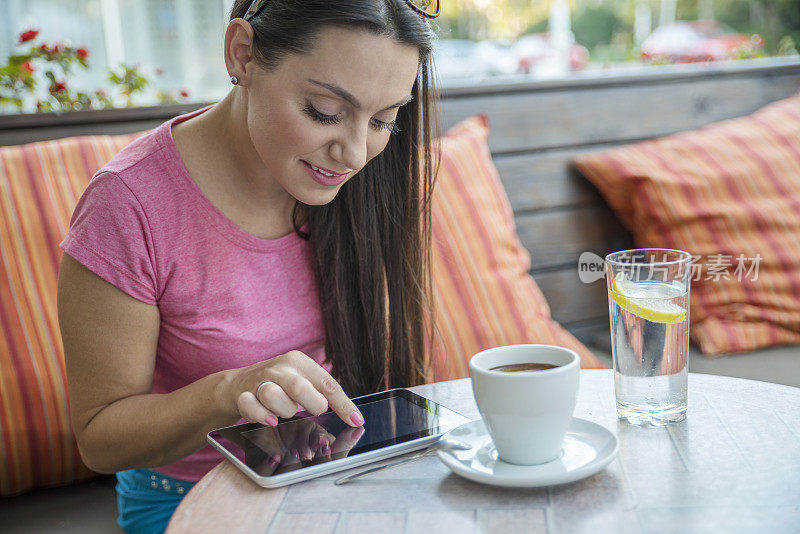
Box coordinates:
[228,350,365,429]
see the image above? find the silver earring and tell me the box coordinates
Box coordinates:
[230,75,240,85]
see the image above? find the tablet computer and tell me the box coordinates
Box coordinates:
[207,388,471,488]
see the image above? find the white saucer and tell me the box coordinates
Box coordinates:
[436,418,618,488]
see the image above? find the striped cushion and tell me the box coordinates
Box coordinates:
[0,134,138,496]
[429,115,604,380]
[574,92,800,355]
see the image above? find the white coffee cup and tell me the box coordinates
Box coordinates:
[469,344,580,465]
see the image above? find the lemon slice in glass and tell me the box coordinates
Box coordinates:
[609,275,687,324]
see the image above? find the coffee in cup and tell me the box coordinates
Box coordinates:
[489,362,559,372]
[470,344,580,465]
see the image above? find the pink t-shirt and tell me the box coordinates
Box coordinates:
[59,106,329,481]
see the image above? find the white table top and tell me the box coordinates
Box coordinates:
[167,370,800,534]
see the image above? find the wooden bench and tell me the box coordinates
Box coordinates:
[4,57,800,370]
[5,58,799,349]
[2,57,799,532]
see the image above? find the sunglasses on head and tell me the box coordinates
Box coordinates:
[243,0,440,22]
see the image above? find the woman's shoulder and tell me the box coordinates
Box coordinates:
[98,105,213,197]
[99,120,177,185]
[70,122,188,248]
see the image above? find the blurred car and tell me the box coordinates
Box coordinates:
[640,21,764,63]
[431,39,479,80]
[511,33,590,74]
[431,39,517,81]
[472,40,518,76]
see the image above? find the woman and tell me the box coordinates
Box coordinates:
[56,0,441,532]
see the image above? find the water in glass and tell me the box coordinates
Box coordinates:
[609,274,689,425]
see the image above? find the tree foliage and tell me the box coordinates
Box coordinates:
[437,0,798,57]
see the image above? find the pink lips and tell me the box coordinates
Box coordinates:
[303,161,349,187]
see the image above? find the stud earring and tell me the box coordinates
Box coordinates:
[230,75,240,85]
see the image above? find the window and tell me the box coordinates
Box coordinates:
[1,0,232,106]
[2,0,797,109]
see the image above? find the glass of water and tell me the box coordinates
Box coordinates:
[605,248,691,426]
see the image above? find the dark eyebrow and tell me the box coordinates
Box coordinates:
[308,79,413,111]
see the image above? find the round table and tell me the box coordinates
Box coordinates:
[167,370,800,534]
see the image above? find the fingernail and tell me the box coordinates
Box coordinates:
[322,444,331,456]
[269,454,281,467]
[350,411,364,426]
[317,435,329,448]
[265,415,278,427]
[353,426,365,440]
[291,449,300,459]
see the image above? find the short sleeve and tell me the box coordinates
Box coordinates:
[60,171,158,305]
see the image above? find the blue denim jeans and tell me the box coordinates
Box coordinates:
[115,469,197,534]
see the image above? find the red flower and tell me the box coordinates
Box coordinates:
[180,89,189,98]
[20,60,34,74]
[50,81,67,93]
[39,43,50,53]
[19,29,39,43]
[76,47,89,59]
[52,44,61,53]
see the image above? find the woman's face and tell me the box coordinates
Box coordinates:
[243,26,421,207]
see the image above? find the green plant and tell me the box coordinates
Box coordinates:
[108,63,149,107]
[1,28,189,114]
[0,29,94,111]
[777,36,798,56]
[573,5,626,52]
[155,89,191,105]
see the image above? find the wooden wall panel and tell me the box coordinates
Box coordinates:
[494,148,607,213]
[2,60,797,334]
[440,70,800,153]
[0,103,202,146]
[516,205,631,271]
[534,269,609,325]
[0,120,164,146]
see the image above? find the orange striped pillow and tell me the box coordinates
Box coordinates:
[574,92,800,355]
[429,115,604,380]
[0,134,138,496]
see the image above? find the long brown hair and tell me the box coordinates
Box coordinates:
[230,0,440,397]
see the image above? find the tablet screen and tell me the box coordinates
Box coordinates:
[208,389,464,477]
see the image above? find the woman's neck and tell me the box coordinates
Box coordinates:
[173,91,298,239]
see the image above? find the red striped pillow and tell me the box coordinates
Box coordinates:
[0,134,138,496]
[574,92,800,355]
[429,115,604,380]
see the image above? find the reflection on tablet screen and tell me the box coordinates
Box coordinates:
[239,396,442,476]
